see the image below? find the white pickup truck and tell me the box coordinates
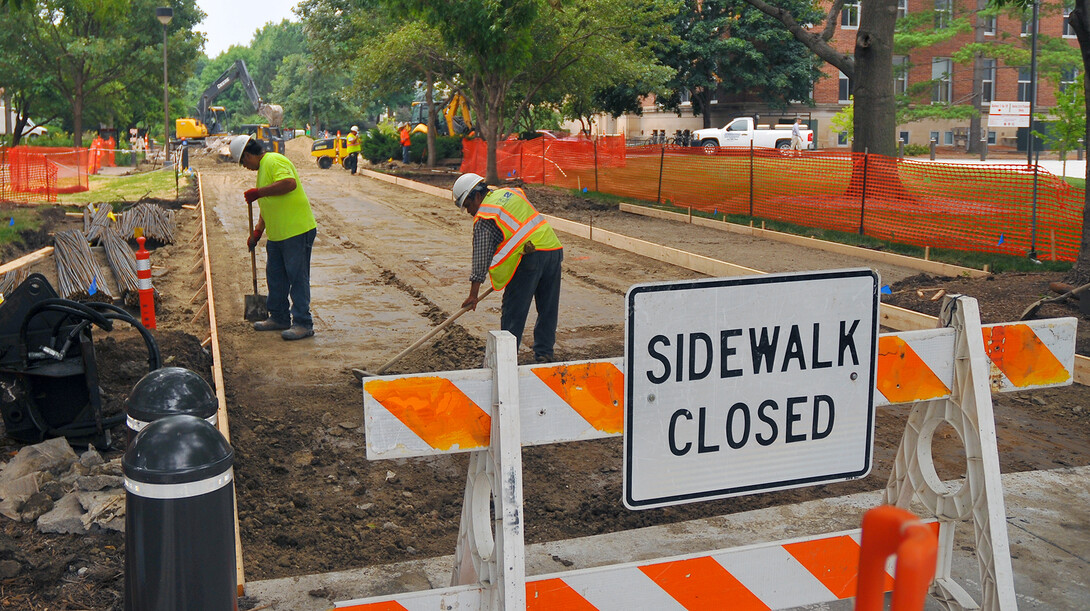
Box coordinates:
[692,117,813,151]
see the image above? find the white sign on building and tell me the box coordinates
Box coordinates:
[624,269,880,510]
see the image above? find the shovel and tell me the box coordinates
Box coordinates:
[352,287,494,380]
[244,200,269,322]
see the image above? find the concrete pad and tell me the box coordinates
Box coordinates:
[243,466,1090,610]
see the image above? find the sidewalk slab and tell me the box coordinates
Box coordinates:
[243,465,1090,610]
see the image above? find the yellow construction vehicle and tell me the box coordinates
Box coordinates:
[410,94,473,137]
[175,60,283,140]
[311,133,361,169]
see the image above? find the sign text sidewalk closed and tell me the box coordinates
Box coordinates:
[624,270,879,509]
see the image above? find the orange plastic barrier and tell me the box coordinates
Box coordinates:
[2,146,91,202]
[855,505,938,611]
[462,140,1085,261]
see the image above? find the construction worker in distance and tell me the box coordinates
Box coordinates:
[346,125,360,175]
[230,134,318,341]
[399,122,412,164]
[453,173,563,363]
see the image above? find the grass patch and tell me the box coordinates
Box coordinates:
[58,169,189,206]
[564,186,1073,274]
[1064,176,1085,190]
[0,209,44,248]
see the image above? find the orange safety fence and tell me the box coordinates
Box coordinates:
[462,139,1085,261]
[1,146,92,203]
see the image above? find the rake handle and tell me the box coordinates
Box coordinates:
[247,200,259,294]
[375,287,495,375]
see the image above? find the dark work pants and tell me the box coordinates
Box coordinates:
[402,145,411,164]
[500,249,563,359]
[265,228,316,329]
[347,152,358,174]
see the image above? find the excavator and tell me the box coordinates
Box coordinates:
[410,93,474,137]
[176,59,290,152]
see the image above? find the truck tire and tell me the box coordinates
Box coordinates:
[317,156,332,169]
[701,140,719,154]
[776,140,791,150]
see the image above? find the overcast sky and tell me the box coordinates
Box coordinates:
[195,0,301,58]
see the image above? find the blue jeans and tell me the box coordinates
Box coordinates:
[500,249,563,359]
[265,228,316,329]
[402,145,411,164]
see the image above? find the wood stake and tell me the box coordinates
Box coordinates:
[761,221,766,230]
[1050,229,1056,261]
[924,246,930,261]
[190,301,208,324]
[983,264,990,273]
[201,335,212,348]
[190,282,207,304]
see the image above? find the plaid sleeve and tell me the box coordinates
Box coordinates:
[470,218,504,283]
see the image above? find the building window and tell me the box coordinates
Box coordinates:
[932,58,952,104]
[1061,68,1079,93]
[981,58,996,104]
[1064,9,1076,37]
[841,0,860,28]
[1021,12,1033,37]
[987,131,997,145]
[935,0,952,29]
[897,0,908,19]
[894,55,909,95]
[899,131,910,144]
[944,131,954,145]
[981,12,996,35]
[679,89,692,106]
[839,71,854,103]
[1018,67,1033,102]
[930,130,940,143]
[838,131,850,146]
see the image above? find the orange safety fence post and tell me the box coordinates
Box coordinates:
[135,236,156,330]
[855,505,938,611]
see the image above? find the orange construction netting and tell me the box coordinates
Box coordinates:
[462,139,1085,262]
[1,146,92,203]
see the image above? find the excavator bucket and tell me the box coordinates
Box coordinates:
[259,104,284,127]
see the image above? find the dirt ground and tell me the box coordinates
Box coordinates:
[0,138,1087,609]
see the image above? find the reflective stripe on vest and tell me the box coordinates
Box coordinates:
[474,189,562,290]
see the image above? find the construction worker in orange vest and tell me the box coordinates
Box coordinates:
[453,172,564,363]
[399,123,412,164]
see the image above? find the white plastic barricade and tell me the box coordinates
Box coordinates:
[339,301,1076,610]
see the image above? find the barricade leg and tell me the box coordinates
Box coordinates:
[856,505,938,611]
[884,295,1016,610]
[450,330,526,610]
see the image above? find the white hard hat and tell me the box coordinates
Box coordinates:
[350,125,359,133]
[229,134,252,164]
[453,173,486,209]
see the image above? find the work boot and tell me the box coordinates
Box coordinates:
[253,318,290,332]
[533,353,554,364]
[281,325,315,341]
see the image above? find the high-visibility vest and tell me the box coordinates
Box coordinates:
[474,188,562,290]
[400,128,411,146]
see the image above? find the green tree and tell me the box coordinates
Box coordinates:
[1036,79,1086,177]
[270,54,357,131]
[249,21,308,94]
[4,0,204,147]
[395,0,676,184]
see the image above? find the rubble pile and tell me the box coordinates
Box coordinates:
[0,438,125,534]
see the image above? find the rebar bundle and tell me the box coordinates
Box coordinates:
[0,270,27,298]
[85,203,114,244]
[53,230,114,301]
[119,202,177,244]
[101,226,140,304]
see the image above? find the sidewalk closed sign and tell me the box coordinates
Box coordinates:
[624,269,879,510]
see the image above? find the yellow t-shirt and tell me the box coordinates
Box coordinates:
[256,152,317,241]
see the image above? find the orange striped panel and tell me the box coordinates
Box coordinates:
[876,336,950,403]
[982,324,1069,387]
[532,362,624,433]
[365,377,491,451]
[639,556,770,610]
[526,578,598,610]
[782,535,892,599]
[335,602,408,611]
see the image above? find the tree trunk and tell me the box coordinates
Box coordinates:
[484,115,500,185]
[1067,2,1090,284]
[852,0,896,156]
[73,76,84,149]
[425,77,437,168]
[697,89,713,128]
[968,0,987,154]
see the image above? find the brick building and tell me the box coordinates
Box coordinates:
[572,0,1080,150]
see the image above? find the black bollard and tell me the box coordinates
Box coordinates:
[124,415,236,611]
[125,367,217,445]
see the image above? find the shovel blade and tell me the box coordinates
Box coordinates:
[244,294,268,322]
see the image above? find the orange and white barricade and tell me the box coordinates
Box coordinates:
[135,236,156,329]
[339,297,1075,610]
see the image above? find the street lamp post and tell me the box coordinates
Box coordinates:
[308,64,315,136]
[1027,0,1040,260]
[156,7,173,167]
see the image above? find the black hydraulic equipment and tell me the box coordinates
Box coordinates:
[0,274,161,449]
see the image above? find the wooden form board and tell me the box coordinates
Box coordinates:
[196,174,246,595]
[0,246,54,275]
[364,172,1089,388]
[618,203,990,279]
